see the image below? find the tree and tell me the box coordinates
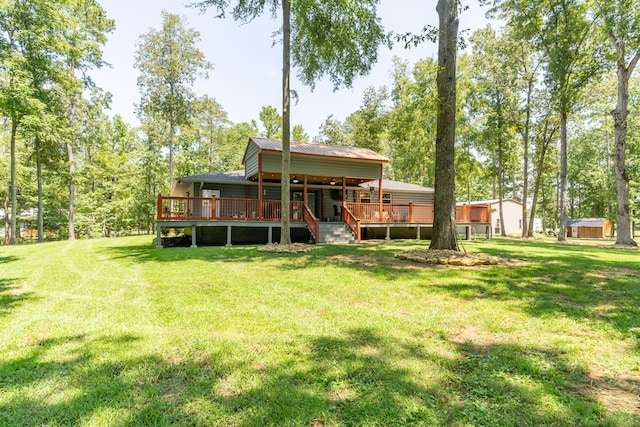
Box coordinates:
[134,10,211,187]
[469,27,521,237]
[345,86,389,153]
[386,57,438,187]
[193,0,386,244]
[494,0,600,241]
[0,0,113,243]
[313,115,349,146]
[258,105,282,139]
[1,0,52,244]
[291,124,308,142]
[430,0,459,250]
[194,95,229,173]
[596,0,639,246]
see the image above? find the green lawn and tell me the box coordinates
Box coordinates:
[1,236,639,426]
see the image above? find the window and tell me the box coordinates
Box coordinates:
[519,219,522,229]
[359,192,391,203]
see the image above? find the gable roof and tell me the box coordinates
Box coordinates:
[244,137,389,164]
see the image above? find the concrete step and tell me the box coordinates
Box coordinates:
[318,222,356,244]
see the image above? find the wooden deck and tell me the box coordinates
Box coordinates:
[157,195,491,245]
[158,196,489,223]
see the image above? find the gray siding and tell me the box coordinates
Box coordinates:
[359,190,433,205]
[244,143,259,178]
[388,191,433,205]
[261,152,381,179]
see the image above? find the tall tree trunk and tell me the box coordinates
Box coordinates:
[169,119,175,187]
[522,81,532,237]
[558,110,568,242]
[279,0,292,245]
[9,119,18,244]
[430,0,459,251]
[528,120,554,236]
[67,99,77,241]
[4,185,9,244]
[612,62,637,246]
[498,135,506,237]
[36,136,44,243]
[605,125,612,219]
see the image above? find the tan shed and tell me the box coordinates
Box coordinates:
[566,218,614,238]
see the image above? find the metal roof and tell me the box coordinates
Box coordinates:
[177,170,247,183]
[566,218,610,227]
[248,137,389,162]
[362,179,433,193]
[466,198,522,206]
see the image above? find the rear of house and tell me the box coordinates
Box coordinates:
[156,138,491,246]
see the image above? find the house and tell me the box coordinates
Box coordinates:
[462,199,524,235]
[566,218,614,238]
[156,137,491,246]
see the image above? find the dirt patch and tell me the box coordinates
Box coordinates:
[573,374,640,416]
[257,243,316,254]
[395,249,502,266]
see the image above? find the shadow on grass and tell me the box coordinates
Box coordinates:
[0,333,241,426]
[103,242,284,266]
[103,238,640,337]
[0,278,33,318]
[425,242,640,336]
[1,328,635,426]
[0,255,18,264]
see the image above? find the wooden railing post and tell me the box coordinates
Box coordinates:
[409,202,413,222]
[157,193,163,220]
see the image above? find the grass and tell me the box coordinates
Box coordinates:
[0,236,639,426]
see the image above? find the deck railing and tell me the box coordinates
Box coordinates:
[158,195,490,225]
[302,204,320,241]
[157,195,305,222]
[342,205,361,242]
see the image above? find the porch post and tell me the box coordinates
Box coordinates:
[156,226,163,248]
[303,175,308,205]
[157,193,163,219]
[258,153,263,220]
[342,176,346,204]
[417,225,421,240]
[226,225,232,246]
[378,164,383,222]
[191,225,197,248]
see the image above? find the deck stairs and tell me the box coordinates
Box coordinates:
[317,222,356,244]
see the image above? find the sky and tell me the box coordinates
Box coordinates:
[89,1,495,140]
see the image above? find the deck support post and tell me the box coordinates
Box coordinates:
[156,226,163,248]
[385,225,391,240]
[416,225,421,240]
[191,225,197,248]
[226,225,232,246]
[268,226,273,244]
